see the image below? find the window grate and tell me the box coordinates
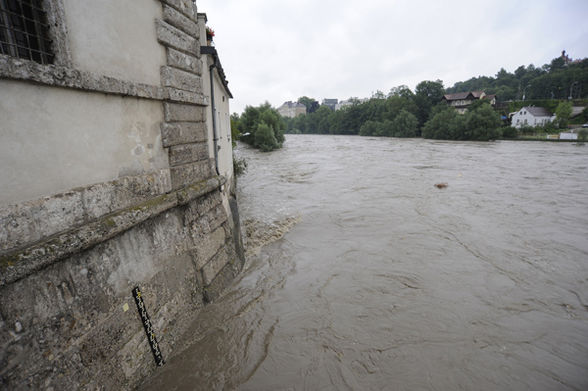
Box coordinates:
[0,0,53,64]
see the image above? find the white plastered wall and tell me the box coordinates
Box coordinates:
[62,0,166,86]
[0,81,167,205]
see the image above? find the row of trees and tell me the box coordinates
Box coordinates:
[284,81,444,136]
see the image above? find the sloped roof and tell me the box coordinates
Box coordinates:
[571,106,585,117]
[443,91,487,101]
[280,101,305,109]
[523,106,553,117]
[443,92,474,100]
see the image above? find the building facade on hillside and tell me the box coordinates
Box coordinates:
[510,106,556,128]
[277,101,306,118]
[322,98,338,110]
[442,91,496,114]
[0,1,244,389]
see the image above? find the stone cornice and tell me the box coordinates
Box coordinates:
[0,176,226,287]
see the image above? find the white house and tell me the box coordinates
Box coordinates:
[511,106,556,128]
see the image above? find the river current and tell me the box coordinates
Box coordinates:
[143,135,588,390]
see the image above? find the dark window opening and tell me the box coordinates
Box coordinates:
[0,0,53,64]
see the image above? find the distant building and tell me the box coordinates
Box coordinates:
[510,106,556,128]
[277,101,306,118]
[335,98,368,110]
[442,91,496,114]
[322,98,338,110]
[335,99,354,110]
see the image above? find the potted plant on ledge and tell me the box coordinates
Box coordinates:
[206,27,215,46]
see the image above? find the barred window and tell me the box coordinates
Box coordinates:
[0,0,54,64]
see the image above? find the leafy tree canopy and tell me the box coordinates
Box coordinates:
[236,102,285,151]
[297,96,320,114]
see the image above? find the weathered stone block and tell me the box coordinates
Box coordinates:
[164,102,205,122]
[185,190,222,223]
[0,191,179,287]
[156,20,199,56]
[203,251,242,303]
[190,203,227,236]
[209,204,228,232]
[161,66,202,93]
[31,190,86,240]
[0,205,40,252]
[175,176,225,206]
[169,160,212,190]
[193,226,226,269]
[166,48,201,75]
[161,0,198,22]
[201,247,229,286]
[0,171,174,256]
[162,5,199,37]
[161,122,207,147]
[0,56,164,100]
[81,181,116,220]
[168,142,209,166]
[165,87,208,105]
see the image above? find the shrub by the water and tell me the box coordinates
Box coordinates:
[254,123,279,152]
[423,103,501,141]
[234,103,285,152]
[501,126,518,139]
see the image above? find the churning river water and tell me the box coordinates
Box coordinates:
[142,135,588,391]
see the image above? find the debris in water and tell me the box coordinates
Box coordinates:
[434,183,448,189]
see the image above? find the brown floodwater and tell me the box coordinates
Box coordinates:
[141,135,588,391]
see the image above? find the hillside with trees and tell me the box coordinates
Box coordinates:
[231,52,587,144]
[446,51,588,102]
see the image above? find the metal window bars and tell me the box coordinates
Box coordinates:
[0,0,53,64]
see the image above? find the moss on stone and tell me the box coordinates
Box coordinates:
[0,254,18,269]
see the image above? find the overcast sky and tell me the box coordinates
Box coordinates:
[197,0,588,114]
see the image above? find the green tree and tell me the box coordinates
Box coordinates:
[359,120,380,136]
[422,106,465,140]
[388,85,414,99]
[391,109,418,137]
[254,123,278,152]
[313,105,333,134]
[414,79,445,128]
[297,96,319,113]
[463,103,501,140]
[260,109,285,144]
[555,101,573,128]
[239,103,285,151]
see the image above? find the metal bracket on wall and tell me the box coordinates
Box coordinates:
[132,286,165,366]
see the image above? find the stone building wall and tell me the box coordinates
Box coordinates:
[0,0,244,389]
